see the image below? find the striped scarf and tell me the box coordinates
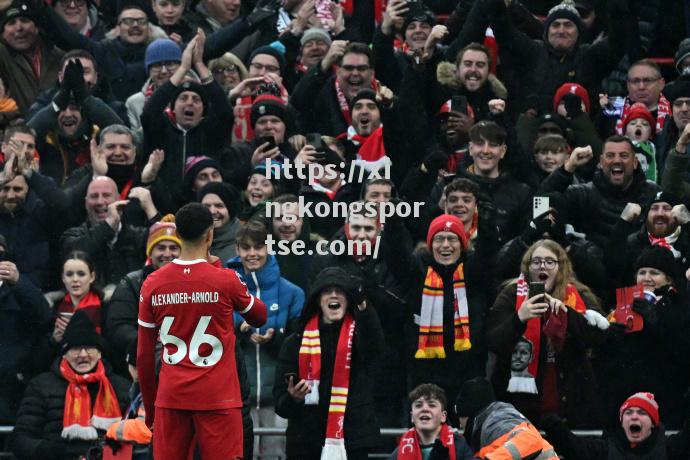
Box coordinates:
[415,264,471,359]
[397,424,457,460]
[299,314,355,460]
[509,274,587,394]
[616,94,671,135]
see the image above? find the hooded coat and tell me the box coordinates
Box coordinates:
[273,268,384,458]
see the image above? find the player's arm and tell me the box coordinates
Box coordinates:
[136,284,158,428]
[229,270,267,327]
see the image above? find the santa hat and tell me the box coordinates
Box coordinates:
[621,102,655,132]
[553,83,590,113]
[619,392,659,426]
[146,214,181,257]
[426,214,468,250]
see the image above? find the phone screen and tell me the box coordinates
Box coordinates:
[528,282,545,300]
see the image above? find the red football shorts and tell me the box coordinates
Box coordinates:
[153,406,243,460]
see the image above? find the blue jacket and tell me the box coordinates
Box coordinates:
[227,255,304,406]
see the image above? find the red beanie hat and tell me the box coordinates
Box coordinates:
[426,214,468,250]
[619,392,659,426]
[621,102,655,132]
[553,83,591,113]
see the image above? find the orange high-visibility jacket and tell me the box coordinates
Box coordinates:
[472,402,558,460]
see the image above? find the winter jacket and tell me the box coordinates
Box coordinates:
[290,65,350,137]
[26,80,126,123]
[228,255,304,407]
[28,96,124,185]
[0,172,72,290]
[309,231,408,405]
[488,0,634,112]
[0,37,63,115]
[273,304,385,457]
[487,283,607,429]
[595,286,690,430]
[451,168,532,244]
[10,360,130,460]
[298,181,363,240]
[141,79,233,191]
[0,276,52,423]
[540,166,660,250]
[469,402,558,459]
[125,79,152,142]
[60,220,148,286]
[388,431,475,460]
[543,415,690,460]
[661,147,690,204]
[384,199,498,404]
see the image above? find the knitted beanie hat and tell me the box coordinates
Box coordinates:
[426,214,468,251]
[543,0,582,41]
[621,102,655,132]
[300,28,332,47]
[250,94,289,127]
[620,392,659,426]
[61,310,102,354]
[455,377,496,418]
[145,38,182,71]
[553,83,591,113]
[146,214,181,257]
[675,38,690,75]
[248,45,286,75]
[183,156,223,190]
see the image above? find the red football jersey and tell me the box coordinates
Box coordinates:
[138,259,258,410]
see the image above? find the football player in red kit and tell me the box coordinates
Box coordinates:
[137,203,267,460]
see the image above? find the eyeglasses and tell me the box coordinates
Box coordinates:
[432,235,460,244]
[150,61,180,72]
[57,0,86,6]
[119,17,148,26]
[530,257,558,269]
[340,64,370,73]
[250,62,280,73]
[66,346,99,356]
[627,77,661,87]
[212,65,239,75]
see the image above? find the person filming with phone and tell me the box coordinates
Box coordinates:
[487,239,609,429]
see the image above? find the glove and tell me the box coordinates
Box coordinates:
[476,194,496,223]
[584,309,610,330]
[520,210,553,244]
[431,438,451,460]
[422,150,448,174]
[69,59,88,103]
[632,297,658,330]
[540,412,564,431]
[246,0,281,28]
[52,88,71,111]
[606,321,626,346]
[563,93,583,119]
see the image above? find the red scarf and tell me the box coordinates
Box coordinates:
[60,359,122,440]
[616,94,671,135]
[299,314,355,458]
[56,291,103,334]
[397,424,457,460]
[509,274,586,394]
[349,125,386,162]
[341,0,385,23]
[334,78,380,128]
[648,227,681,257]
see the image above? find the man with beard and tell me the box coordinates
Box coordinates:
[60,176,150,293]
[0,125,72,290]
[373,0,434,92]
[542,392,690,459]
[542,135,660,250]
[291,41,375,136]
[0,0,64,114]
[27,58,123,185]
[606,191,690,287]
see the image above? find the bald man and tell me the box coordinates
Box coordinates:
[60,176,152,291]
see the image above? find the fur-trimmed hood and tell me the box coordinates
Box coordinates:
[436,61,508,99]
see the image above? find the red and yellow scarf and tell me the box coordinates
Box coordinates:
[397,424,457,460]
[509,274,587,394]
[299,314,355,459]
[60,359,121,440]
[415,264,471,359]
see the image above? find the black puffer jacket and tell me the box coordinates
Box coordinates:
[10,360,130,460]
[540,167,660,250]
[273,270,385,458]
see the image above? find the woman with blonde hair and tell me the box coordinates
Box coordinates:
[487,239,608,429]
[209,52,248,96]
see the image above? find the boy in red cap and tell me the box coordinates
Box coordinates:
[621,102,658,182]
